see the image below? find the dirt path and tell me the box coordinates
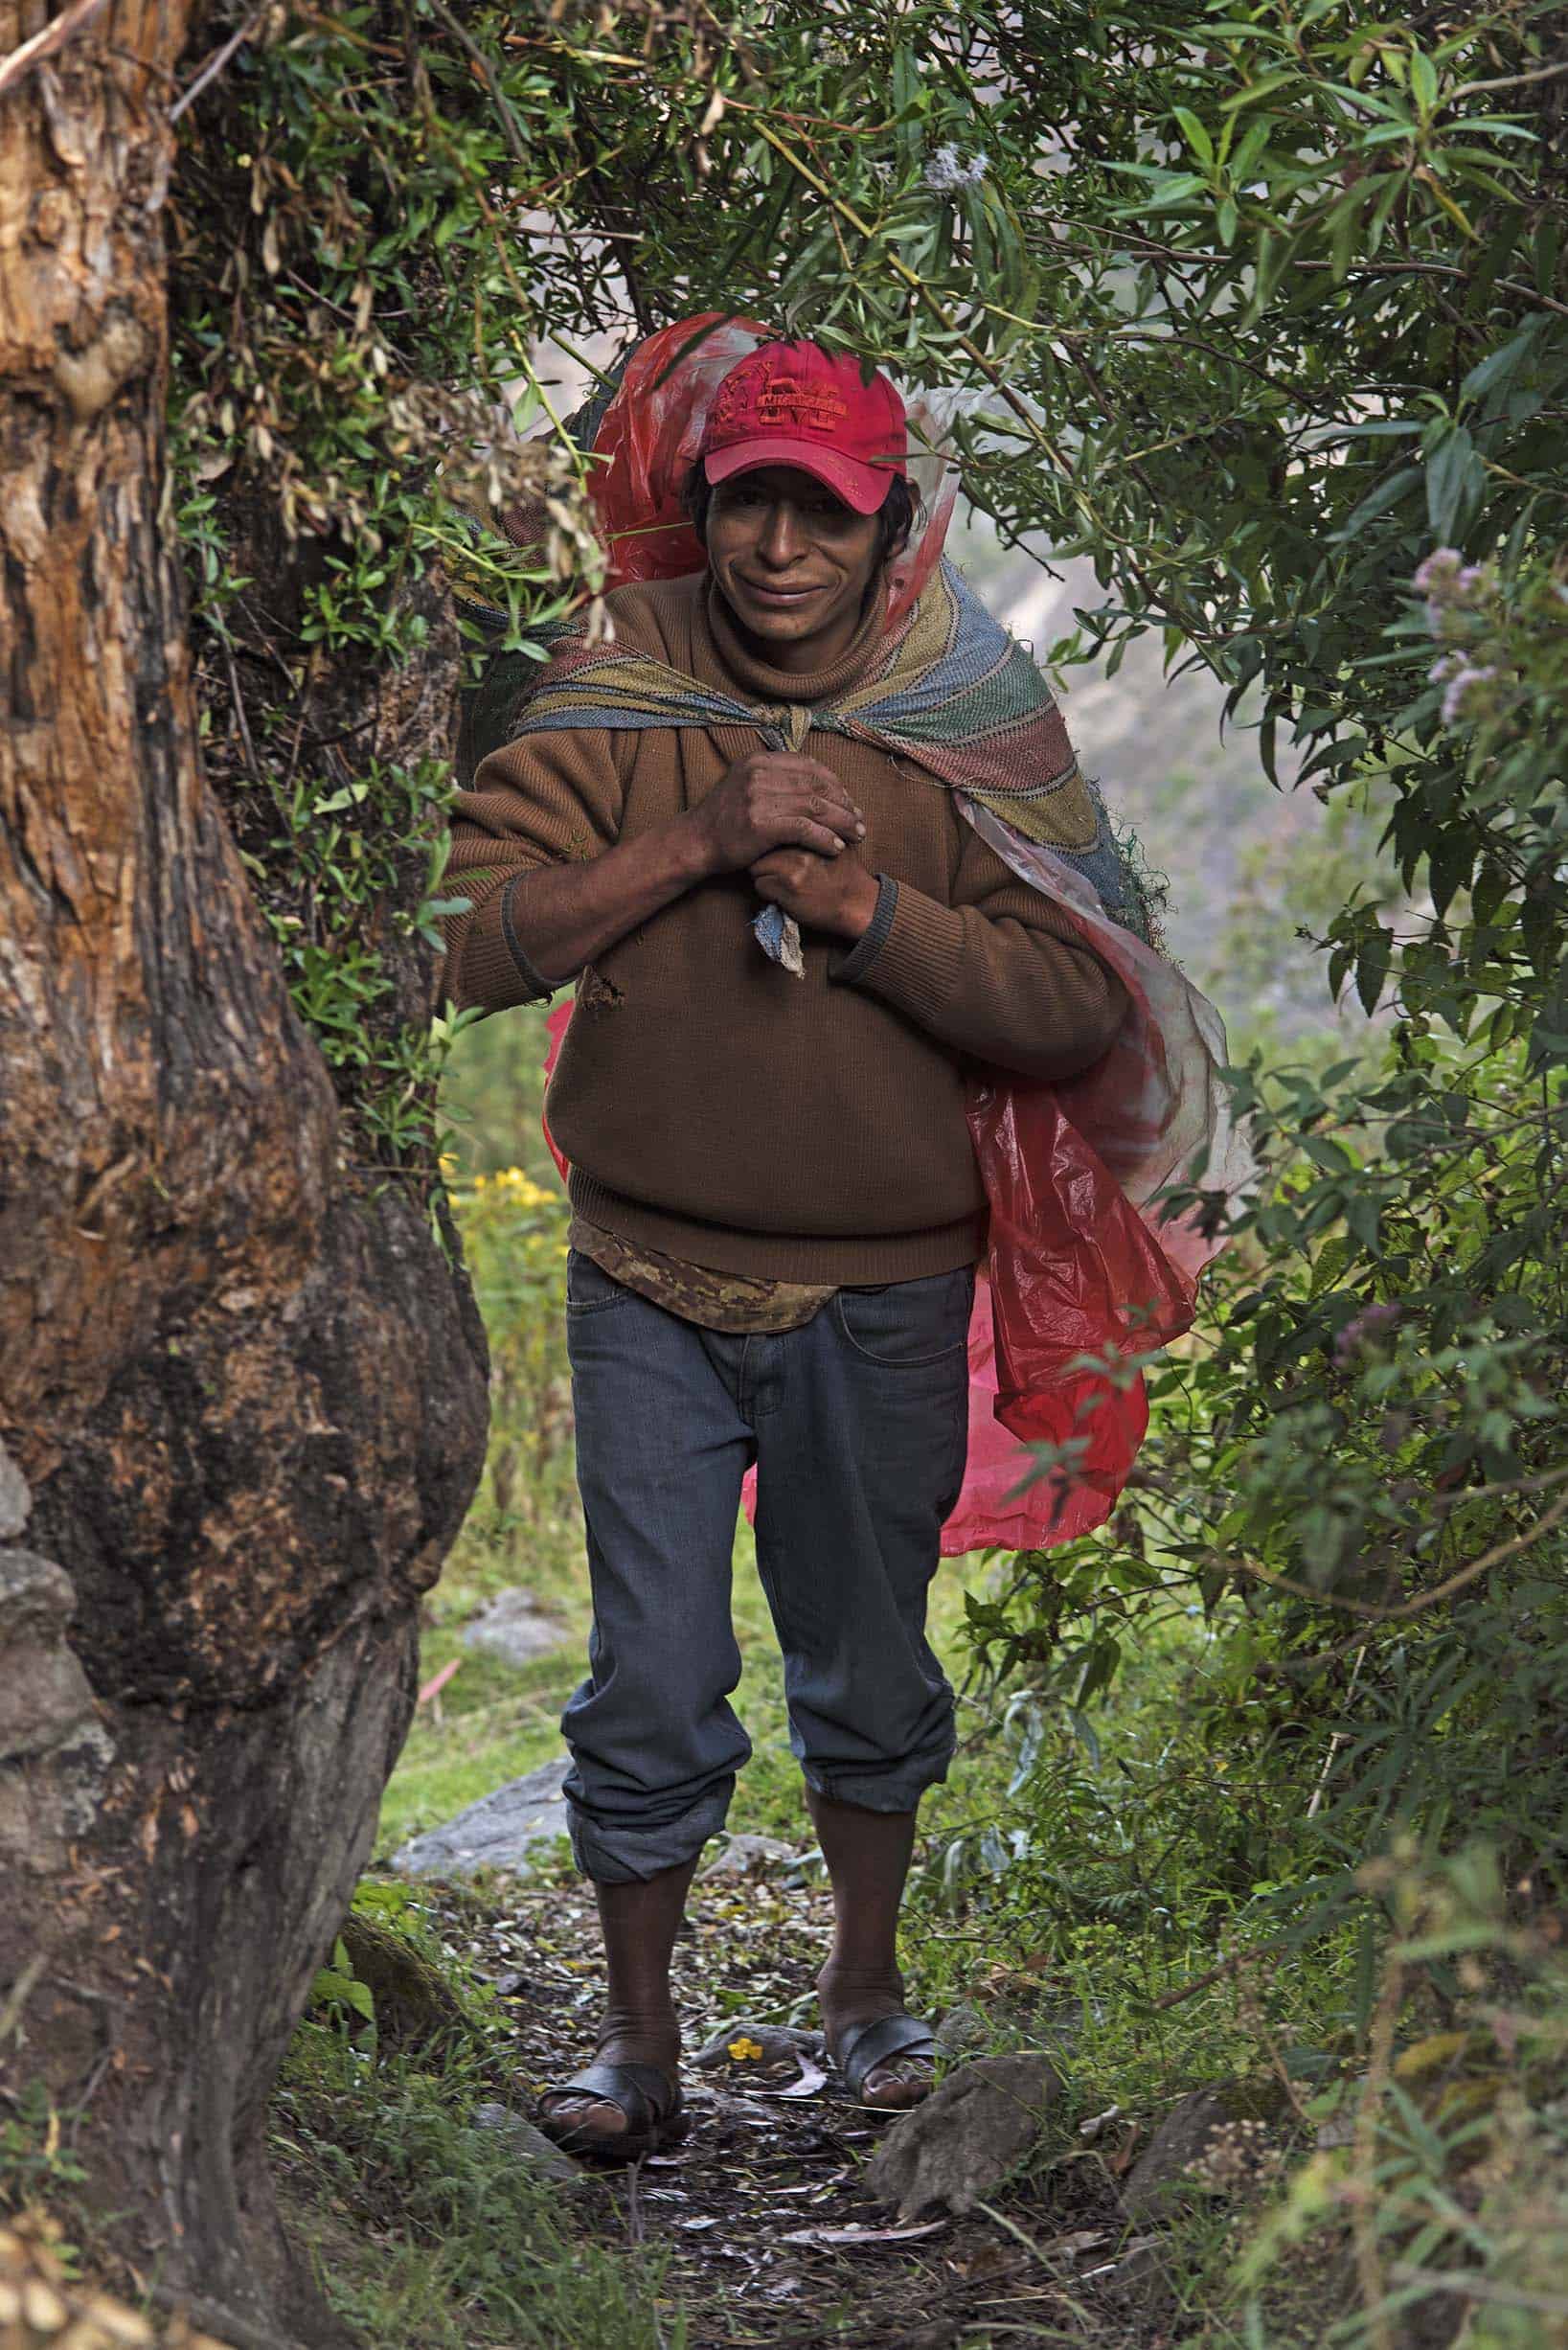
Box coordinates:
[473,1862,1144,2350]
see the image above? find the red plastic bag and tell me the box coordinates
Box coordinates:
[541,1000,572,1182]
[943,1076,1193,1551]
[940,1265,1148,1553]
[591,315,769,589]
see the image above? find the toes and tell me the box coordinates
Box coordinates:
[540,2095,628,2142]
[859,2059,934,2110]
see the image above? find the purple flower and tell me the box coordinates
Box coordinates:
[1414,547,1465,595]
[1333,1302,1402,1365]
[1440,662,1497,727]
[1415,549,1488,627]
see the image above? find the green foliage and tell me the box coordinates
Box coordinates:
[169,3,607,1174]
[439,996,559,1184]
[274,2017,678,2349]
[307,1936,378,2034]
[451,1160,576,1544]
[1237,1845,1568,2349]
[0,2084,88,2218]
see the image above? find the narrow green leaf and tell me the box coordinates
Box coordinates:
[1173,105,1215,168]
[1427,833,1474,920]
[1409,47,1439,115]
[1424,425,1482,540]
[1355,923,1394,1015]
[1462,320,1541,401]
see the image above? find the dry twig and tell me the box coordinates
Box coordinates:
[168,5,268,124]
[0,0,110,98]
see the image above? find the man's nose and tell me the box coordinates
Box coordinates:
[757,502,807,567]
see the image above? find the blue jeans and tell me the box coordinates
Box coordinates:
[560,1250,973,1883]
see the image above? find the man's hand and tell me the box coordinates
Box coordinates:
[751,847,881,944]
[689,750,865,877]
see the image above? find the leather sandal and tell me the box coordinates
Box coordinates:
[536,2059,686,2163]
[830,2012,937,2107]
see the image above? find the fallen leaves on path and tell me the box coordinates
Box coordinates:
[419,1859,1140,2349]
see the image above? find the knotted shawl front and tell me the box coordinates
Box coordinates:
[506,559,1148,942]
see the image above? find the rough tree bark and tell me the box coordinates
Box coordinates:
[0,7,489,2343]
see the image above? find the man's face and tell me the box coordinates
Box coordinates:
[705,465,884,660]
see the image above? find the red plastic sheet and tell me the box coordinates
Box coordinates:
[948,1075,1189,1550]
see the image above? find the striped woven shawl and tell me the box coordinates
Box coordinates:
[501,559,1148,937]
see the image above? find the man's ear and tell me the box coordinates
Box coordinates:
[681,459,713,544]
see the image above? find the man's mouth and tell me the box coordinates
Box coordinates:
[734,577,828,609]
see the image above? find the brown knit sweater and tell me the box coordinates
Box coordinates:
[443,573,1127,1285]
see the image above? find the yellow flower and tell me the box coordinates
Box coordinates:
[492,1167,554,1208]
[727,2035,764,2064]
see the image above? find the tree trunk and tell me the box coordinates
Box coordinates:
[0,9,489,2344]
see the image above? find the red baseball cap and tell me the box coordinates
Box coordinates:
[700,342,907,515]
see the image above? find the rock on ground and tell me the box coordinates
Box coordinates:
[461,1586,567,1666]
[934,2002,990,2058]
[696,1832,802,1881]
[869,2053,1062,2220]
[1119,2087,1243,2217]
[391,1756,571,1879]
[470,2101,586,2186]
[934,1996,1082,2061]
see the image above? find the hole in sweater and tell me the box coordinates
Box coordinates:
[578,964,624,1014]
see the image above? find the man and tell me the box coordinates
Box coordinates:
[442,340,1127,2159]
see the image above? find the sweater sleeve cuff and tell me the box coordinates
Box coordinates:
[452,874,557,1011]
[500,874,557,1000]
[828,873,900,988]
[831,878,964,1023]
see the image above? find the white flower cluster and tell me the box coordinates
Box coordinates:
[1414,547,1502,728]
[923,145,989,192]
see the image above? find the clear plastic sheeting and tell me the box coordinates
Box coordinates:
[940,800,1256,1552]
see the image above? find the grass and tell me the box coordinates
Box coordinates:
[273,2026,682,2350]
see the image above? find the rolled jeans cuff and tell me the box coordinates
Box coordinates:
[801,1735,955,1816]
[564,1777,736,1885]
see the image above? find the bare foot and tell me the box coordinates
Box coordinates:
[537,2012,681,2152]
[817,1962,934,2111]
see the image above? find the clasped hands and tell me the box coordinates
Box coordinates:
[688,749,880,944]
